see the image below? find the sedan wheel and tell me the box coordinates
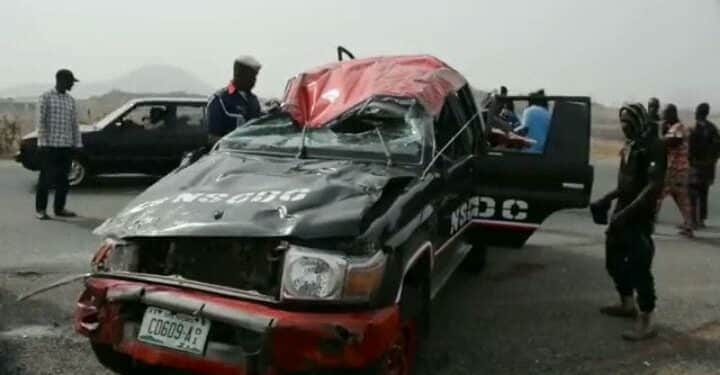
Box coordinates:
[68,159,87,186]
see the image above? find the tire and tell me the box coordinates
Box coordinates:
[91,343,134,375]
[462,241,487,273]
[378,276,428,375]
[68,158,88,187]
[378,325,414,375]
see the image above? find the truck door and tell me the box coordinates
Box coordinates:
[429,92,478,296]
[470,94,594,247]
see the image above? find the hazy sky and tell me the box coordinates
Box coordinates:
[1,0,719,106]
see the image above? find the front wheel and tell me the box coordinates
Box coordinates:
[378,325,414,375]
[68,158,88,186]
[379,277,427,375]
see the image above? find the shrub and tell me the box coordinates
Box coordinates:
[0,114,21,156]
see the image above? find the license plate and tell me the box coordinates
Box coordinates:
[137,306,211,355]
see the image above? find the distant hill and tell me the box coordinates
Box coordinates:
[0,65,214,100]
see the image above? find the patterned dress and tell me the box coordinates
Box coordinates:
[665,122,690,187]
[657,122,693,228]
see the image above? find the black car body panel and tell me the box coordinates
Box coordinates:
[16,97,208,179]
[473,96,594,247]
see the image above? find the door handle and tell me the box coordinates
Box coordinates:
[562,182,585,190]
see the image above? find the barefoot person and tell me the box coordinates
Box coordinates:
[658,104,694,236]
[591,103,666,341]
[35,69,82,220]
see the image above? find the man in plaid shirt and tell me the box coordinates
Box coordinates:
[35,69,82,220]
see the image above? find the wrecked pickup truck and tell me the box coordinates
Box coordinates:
[75,55,593,374]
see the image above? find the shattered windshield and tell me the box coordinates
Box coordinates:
[220,100,427,164]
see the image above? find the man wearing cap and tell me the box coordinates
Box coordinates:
[207,56,263,144]
[590,103,667,341]
[34,69,82,220]
[689,103,720,228]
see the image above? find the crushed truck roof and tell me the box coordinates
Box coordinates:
[283,55,467,128]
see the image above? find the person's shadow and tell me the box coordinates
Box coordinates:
[50,215,106,231]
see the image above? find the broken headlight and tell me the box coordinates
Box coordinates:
[281,245,386,302]
[91,238,139,273]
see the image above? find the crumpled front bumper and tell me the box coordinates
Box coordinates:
[75,277,400,375]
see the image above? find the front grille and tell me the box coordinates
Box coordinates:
[134,238,284,298]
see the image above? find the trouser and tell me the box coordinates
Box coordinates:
[657,174,693,227]
[36,147,72,213]
[605,227,656,313]
[689,182,710,224]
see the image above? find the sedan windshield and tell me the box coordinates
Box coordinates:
[220,100,428,164]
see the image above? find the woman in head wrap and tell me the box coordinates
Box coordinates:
[590,103,667,341]
[657,104,694,236]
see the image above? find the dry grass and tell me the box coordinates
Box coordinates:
[0,115,22,157]
[591,138,623,160]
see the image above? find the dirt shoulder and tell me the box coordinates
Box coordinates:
[591,138,622,161]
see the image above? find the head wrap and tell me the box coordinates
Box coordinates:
[619,103,649,141]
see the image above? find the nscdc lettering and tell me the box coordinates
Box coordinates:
[450,197,480,234]
[450,196,529,234]
[124,189,311,216]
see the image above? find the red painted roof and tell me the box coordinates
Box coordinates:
[282,55,467,128]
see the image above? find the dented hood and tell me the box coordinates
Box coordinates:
[95,152,416,239]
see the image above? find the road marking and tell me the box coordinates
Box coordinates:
[0,325,62,339]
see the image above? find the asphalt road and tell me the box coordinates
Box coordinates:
[1,158,720,375]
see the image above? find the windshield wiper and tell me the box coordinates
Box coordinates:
[373,125,393,167]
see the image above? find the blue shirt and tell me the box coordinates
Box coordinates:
[521,105,551,153]
[207,83,262,138]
